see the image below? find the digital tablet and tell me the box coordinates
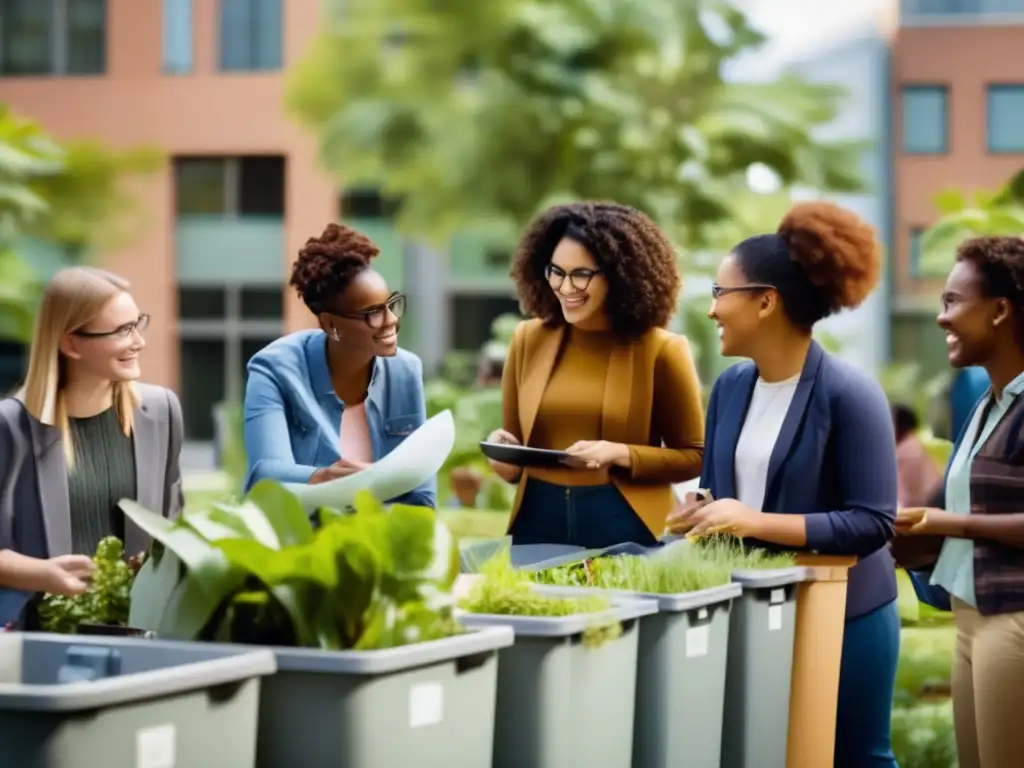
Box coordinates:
[479,441,570,468]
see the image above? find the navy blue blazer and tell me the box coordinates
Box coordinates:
[701,341,898,620]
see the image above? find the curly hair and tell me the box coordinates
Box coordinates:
[290,223,380,313]
[510,201,681,337]
[956,236,1024,338]
[733,200,880,329]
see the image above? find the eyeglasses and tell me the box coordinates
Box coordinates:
[334,292,406,329]
[711,284,775,300]
[545,264,603,292]
[73,314,150,339]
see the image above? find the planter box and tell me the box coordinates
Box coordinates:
[723,567,808,768]
[459,592,657,768]
[0,632,276,768]
[215,626,513,768]
[785,555,857,768]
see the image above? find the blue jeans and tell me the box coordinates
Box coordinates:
[835,598,901,767]
[509,478,656,549]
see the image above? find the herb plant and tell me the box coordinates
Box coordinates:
[532,535,796,594]
[38,536,133,634]
[125,481,462,651]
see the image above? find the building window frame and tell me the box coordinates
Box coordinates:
[162,0,192,74]
[174,155,285,218]
[0,0,106,77]
[986,83,1024,154]
[901,84,949,156]
[217,0,282,73]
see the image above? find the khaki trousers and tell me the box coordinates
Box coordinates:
[951,598,1024,768]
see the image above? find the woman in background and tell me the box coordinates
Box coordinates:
[667,201,899,767]
[486,201,704,549]
[895,236,1024,768]
[893,403,943,509]
[0,268,184,623]
[243,222,434,508]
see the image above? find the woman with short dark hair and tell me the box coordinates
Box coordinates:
[486,201,704,548]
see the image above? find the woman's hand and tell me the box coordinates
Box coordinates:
[664,492,710,535]
[896,507,960,537]
[308,458,369,485]
[41,555,95,596]
[563,441,630,470]
[688,499,765,539]
[485,429,523,484]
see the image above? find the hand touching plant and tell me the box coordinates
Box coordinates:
[687,499,765,539]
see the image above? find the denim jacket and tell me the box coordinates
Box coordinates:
[242,329,435,508]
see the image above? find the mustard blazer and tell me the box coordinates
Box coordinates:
[501,319,705,535]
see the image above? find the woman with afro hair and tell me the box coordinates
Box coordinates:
[485,201,705,549]
[894,236,1024,768]
[666,201,899,767]
[241,223,433,509]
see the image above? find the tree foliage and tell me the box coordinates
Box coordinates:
[286,0,866,251]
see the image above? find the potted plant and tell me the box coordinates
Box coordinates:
[124,481,513,768]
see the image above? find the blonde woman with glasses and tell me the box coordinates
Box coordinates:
[0,267,184,626]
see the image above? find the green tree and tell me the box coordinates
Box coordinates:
[920,168,1024,274]
[0,104,160,340]
[286,0,865,251]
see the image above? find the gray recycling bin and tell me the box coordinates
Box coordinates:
[0,632,276,768]
[722,567,808,768]
[217,625,513,768]
[459,591,657,768]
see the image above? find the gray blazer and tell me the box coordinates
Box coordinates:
[0,383,184,561]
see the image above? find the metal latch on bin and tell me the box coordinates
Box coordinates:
[57,646,122,683]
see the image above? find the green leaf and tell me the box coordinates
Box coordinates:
[930,188,967,215]
[246,478,316,546]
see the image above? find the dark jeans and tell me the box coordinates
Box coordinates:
[835,598,902,767]
[509,478,656,549]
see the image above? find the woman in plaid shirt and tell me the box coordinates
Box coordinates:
[896,235,1024,768]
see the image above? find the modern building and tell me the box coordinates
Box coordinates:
[0,0,518,459]
[893,0,1024,374]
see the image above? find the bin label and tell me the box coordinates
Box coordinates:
[685,625,709,658]
[409,682,444,729]
[136,723,175,768]
[768,605,783,632]
[770,589,784,604]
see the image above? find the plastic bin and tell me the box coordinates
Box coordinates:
[722,567,808,768]
[228,626,513,768]
[0,632,276,768]
[459,591,658,768]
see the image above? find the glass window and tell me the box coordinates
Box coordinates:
[241,336,276,380]
[449,294,522,351]
[219,0,281,72]
[902,86,948,155]
[162,0,191,74]
[240,287,282,320]
[175,158,228,215]
[0,0,54,75]
[987,85,1024,153]
[238,155,285,215]
[178,287,227,319]
[340,188,400,219]
[180,339,226,440]
[908,228,924,277]
[65,0,105,75]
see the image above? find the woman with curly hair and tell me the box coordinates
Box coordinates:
[893,236,1024,768]
[242,223,433,508]
[485,201,704,548]
[666,201,899,767]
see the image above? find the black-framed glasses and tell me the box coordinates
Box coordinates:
[334,292,406,329]
[545,264,603,292]
[711,284,775,300]
[73,314,150,339]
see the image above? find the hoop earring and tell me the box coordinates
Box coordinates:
[331,328,340,343]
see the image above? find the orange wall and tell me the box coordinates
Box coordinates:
[0,0,334,389]
[893,24,1024,301]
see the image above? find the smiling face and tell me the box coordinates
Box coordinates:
[937,258,1012,368]
[547,237,609,330]
[60,291,147,382]
[321,268,403,357]
[708,254,776,358]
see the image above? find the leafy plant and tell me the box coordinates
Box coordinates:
[532,535,795,594]
[890,702,958,768]
[126,482,462,651]
[38,537,134,634]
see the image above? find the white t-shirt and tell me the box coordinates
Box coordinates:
[734,374,801,512]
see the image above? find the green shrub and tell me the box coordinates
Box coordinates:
[890,702,958,768]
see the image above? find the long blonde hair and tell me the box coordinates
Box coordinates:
[20,267,140,466]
